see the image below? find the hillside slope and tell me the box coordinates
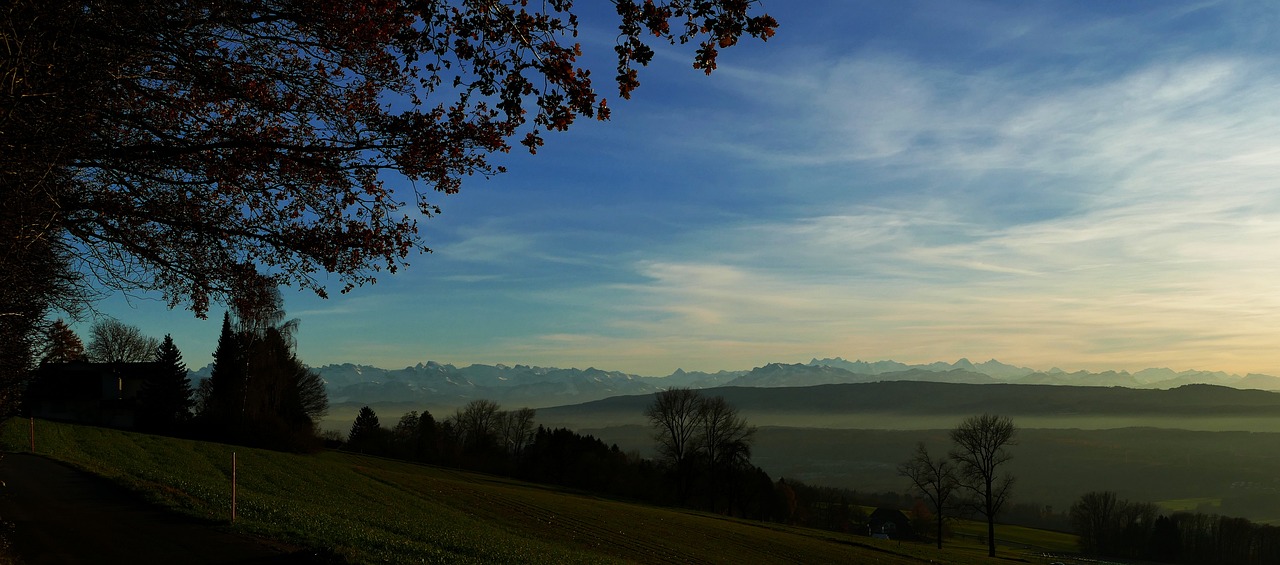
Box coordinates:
[0,419,1048,564]
[538,381,1280,428]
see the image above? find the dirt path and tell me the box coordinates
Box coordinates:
[0,453,325,564]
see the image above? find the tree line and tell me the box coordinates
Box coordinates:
[25,286,327,451]
[1069,490,1280,564]
[339,389,783,519]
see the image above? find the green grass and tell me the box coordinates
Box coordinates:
[4,419,1073,564]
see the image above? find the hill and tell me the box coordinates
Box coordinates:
[1,419,1069,564]
[537,381,1280,430]
[191,357,1280,414]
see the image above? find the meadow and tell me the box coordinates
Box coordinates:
[572,423,1280,525]
[2,418,1078,564]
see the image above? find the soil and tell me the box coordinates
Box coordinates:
[0,453,332,564]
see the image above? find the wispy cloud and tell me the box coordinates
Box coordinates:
[558,37,1280,374]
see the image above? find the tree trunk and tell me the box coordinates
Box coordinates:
[986,494,997,557]
[936,513,944,549]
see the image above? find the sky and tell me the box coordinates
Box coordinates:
[82,1,1280,377]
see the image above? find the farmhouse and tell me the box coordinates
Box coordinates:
[25,361,161,428]
[868,507,913,540]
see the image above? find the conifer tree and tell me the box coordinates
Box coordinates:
[137,334,193,433]
[203,312,247,430]
[348,406,384,454]
[40,319,85,364]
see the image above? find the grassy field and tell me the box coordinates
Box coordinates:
[3,419,1076,563]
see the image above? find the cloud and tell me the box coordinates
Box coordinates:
[557,43,1280,374]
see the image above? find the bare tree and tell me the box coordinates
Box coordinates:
[498,407,537,455]
[950,414,1017,558]
[699,395,755,511]
[452,399,502,450]
[1069,490,1118,555]
[86,319,159,363]
[898,442,959,549]
[645,387,703,503]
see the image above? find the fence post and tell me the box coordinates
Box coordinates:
[29,417,34,453]
[231,452,237,524]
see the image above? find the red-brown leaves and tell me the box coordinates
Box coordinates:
[11,0,775,315]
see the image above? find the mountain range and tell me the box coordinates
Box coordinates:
[191,357,1280,410]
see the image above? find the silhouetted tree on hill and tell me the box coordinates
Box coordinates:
[950,414,1017,558]
[389,411,421,459]
[348,406,385,454]
[86,319,159,363]
[645,387,704,503]
[136,334,193,433]
[451,399,502,452]
[196,288,326,450]
[899,442,958,549]
[39,320,85,365]
[699,395,756,512]
[200,313,247,430]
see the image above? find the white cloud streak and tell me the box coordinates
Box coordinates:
[549,46,1280,375]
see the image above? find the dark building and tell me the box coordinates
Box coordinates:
[868,507,914,540]
[26,361,162,428]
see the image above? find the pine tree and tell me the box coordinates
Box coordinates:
[348,406,384,454]
[203,312,247,431]
[137,334,193,433]
[40,319,85,364]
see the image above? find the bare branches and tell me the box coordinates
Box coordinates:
[898,442,958,549]
[949,413,1017,558]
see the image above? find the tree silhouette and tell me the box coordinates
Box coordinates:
[86,319,159,363]
[645,387,703,503]
[40,320,85,364]
[136,334,193,433]
[195,286,326,448]
[451,399,503,452]
[950,414,1017,558]
[497,407,537,455]
[898,442,958,549]
[348,405,384,454]
[699,395,755,512]
[4,0,777,323]
[201,313,248,430]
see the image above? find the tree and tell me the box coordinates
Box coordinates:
[949,414,1017,558]
[3,0,778,324]
[899,442,959,549]
[390,411,421,459]
[699,395,755,511]
[645,387,703,503]
[200,312,248,429]
[86,319,160,363]
[414,409,440,462]
[135,334,194,433]
[1070,490,1119,555]
[451,399,503,451]
[213,285,327,448]
[40,319,85,364]
[347,406,384,454]
[497,407,537,455]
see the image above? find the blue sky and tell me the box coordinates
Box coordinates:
[85,1,1280,377]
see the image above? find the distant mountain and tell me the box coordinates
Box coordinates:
[807,357,1035,380]
[808,358,1280,392]
[727,363,866,387]
[292,362,665,409]
[661,368,747,388]
[190,356,1280,410]
[806,358,911,375]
